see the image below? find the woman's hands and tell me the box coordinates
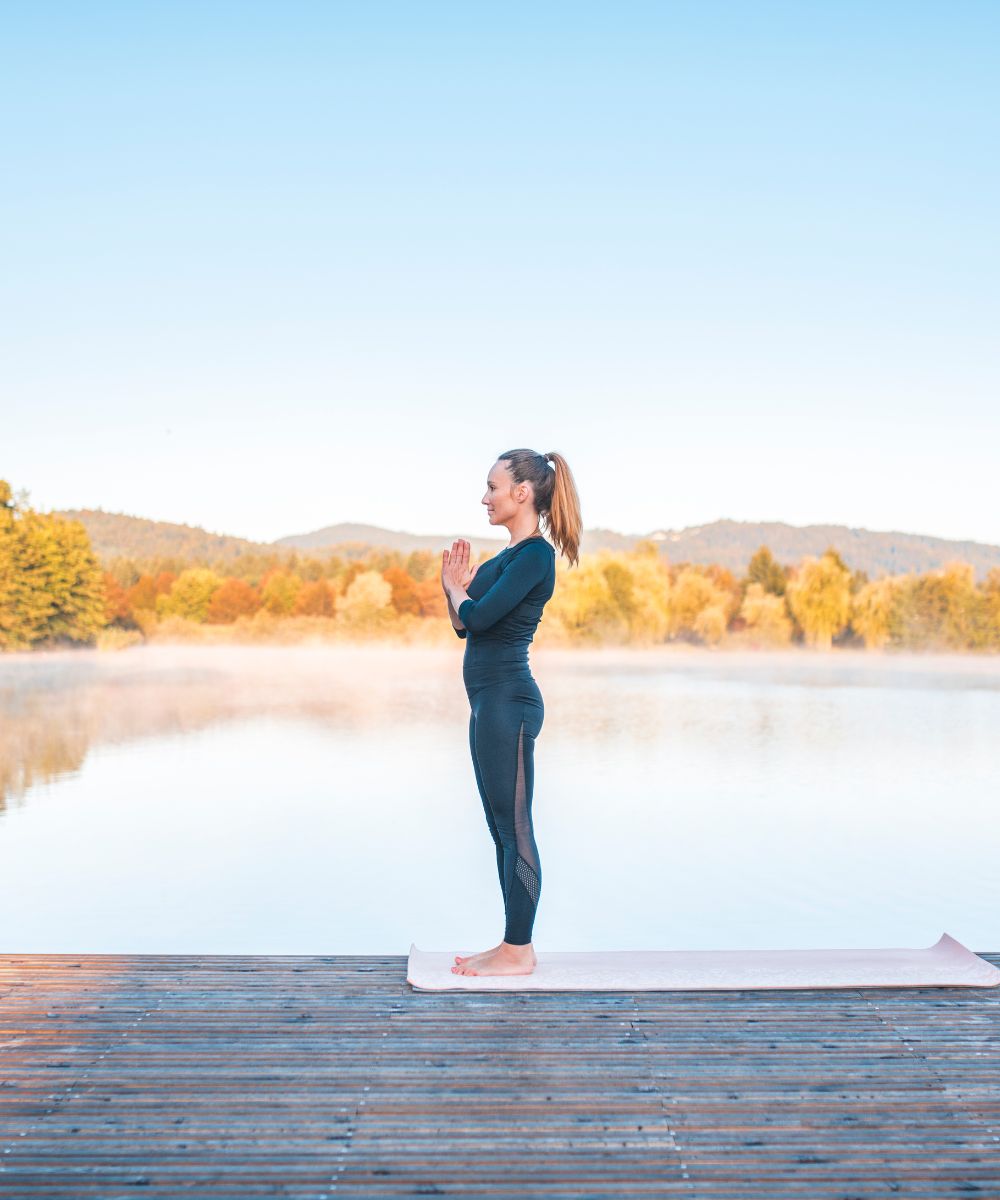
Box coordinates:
[442,539,479,595]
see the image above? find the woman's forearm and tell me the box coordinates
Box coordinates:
[445,582,470,613]
[446,591,466,631]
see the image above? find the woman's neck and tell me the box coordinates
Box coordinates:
[507,526,541,549]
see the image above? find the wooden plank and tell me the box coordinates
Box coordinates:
[1,952,998,1197]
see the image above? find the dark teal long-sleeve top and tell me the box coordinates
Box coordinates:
[454,534,556,691]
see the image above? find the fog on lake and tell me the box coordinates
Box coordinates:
[1,642,997,954]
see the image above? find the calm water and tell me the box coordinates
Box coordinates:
[1,642,997,954]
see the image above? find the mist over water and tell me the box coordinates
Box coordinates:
[1,643,997,954]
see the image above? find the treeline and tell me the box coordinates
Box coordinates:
[2,479,1000,653]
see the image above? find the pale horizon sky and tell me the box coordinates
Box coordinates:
[4,2,998,547]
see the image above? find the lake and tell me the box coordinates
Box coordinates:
[1,642,997,955]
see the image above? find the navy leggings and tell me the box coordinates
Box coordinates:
[467,676,544,945]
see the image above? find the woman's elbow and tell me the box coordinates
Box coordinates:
[458,601,487,634]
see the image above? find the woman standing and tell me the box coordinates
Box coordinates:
[441,449,581,977]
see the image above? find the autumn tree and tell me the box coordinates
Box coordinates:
[414,576,448,620]
[546,556,622,641]
[822,546,850,575]
[259,568,302,615]
[155,571,177,597]
[106,558,142,589]
[103,571,133,626]
[746,546,787,596]
[157,568,223,622]
[127,574,160,612]
[382,566,422,616]
[296,556,328,584]
[405,549,438,583]
[668,567,730,645]
[852,576,905,650]
[206,578,261,623]
[602,560,637,628]
[0,481,106,649]
[624,550,672,642]
[293,579,336,616]
[982,568,1000,651]
[785,552,852,650]
[336,569,394,631]
[738,582,793,646]
[897,561,985,651]
[45,515,106,642]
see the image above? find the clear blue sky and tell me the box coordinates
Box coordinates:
[4,2,998,546]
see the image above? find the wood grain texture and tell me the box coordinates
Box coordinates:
[2,952,999,1197]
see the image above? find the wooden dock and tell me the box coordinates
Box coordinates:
[2,952,999,1197]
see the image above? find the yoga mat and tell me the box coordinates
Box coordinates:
[407,932,1000,992]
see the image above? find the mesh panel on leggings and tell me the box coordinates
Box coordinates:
[513,720,541,907]
[515,855,540,905]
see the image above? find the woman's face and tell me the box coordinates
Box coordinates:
[482,460,526,527]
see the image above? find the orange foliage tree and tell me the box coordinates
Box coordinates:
[206,578,261,624]
[383,566,422,616]
[102,571,132,625]
[294,579,336,616]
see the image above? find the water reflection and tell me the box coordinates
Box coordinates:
[0,643,997,955]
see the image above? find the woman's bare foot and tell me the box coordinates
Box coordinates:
[451,942,537,976]
[454,940,503,967]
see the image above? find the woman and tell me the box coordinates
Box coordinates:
[441,448,581,976]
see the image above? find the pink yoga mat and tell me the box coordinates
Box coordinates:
[407,932,1000,991]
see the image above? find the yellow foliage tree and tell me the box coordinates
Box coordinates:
[260,569,302,616]
[982,568,1000,651]
[46,515,107,642]
[738,582,793,646]
[897,560,985,651]
[336,569,394,631]
[668,568,731,643]
[785,552,852,650]
[546,556,622,641]
[852,576,905,650]
[0,481,105,649]
[693,604,728,645]
[625,552,672,642]
[156,568,223,622]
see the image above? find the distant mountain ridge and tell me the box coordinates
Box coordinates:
[272,522,481,555]
[57,510,273,564]
[635,519,1000,582]
[55,509,1000,581]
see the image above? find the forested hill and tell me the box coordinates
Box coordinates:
[55,512,508,564]
[57,510,273,564]
[253,517,1000,581]
[56,510,1000,580]
[273,522,482,555]
[636,519,1000,582]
